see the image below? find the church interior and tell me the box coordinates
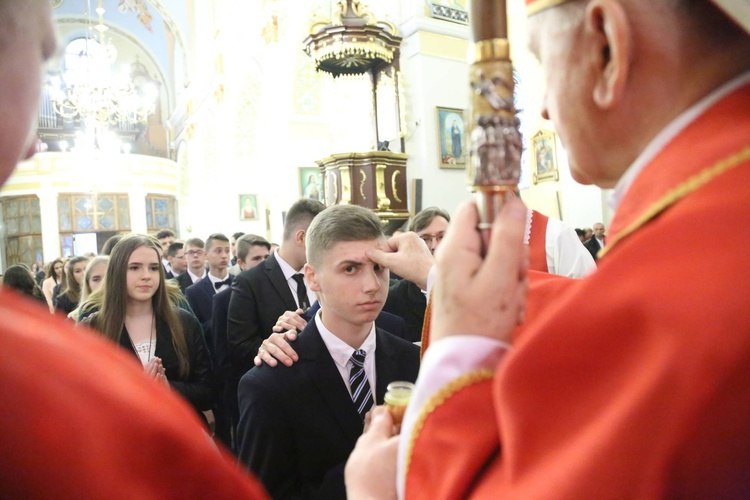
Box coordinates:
[0,0,610,267]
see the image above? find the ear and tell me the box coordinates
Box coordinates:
[295,229,307,247]
[304,263,321,292]
[585,0,630,109]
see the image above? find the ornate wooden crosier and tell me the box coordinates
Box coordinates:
[468,0,522,250]
[421,0,522,353]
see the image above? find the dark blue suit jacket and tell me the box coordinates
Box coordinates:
[213,295,410,448]
[237,320,420,499]
[212,287,233,381]
[186,274,233,356]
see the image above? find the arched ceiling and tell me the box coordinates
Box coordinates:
[53,0,189,94]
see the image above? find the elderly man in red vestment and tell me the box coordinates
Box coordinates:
[346,0,750,498]
[0,1,266,497]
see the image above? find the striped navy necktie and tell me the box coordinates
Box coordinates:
[349,349,373,419]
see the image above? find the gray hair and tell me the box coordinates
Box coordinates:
[409,207,450,233]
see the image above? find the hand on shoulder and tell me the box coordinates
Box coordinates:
[254,329,300,368]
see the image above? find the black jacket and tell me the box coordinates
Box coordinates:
[227,253,298,379]
[382,279,427,342]
[86,308,214,413]
[54,292,78,316]
[237,320,420,499]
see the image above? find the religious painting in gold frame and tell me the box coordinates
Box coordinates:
[531,130,560,183]
[436,106,466,169]
[299,167,324,203]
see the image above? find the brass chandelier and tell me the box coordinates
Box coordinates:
[303,0,401,77]
[47,0,157,127]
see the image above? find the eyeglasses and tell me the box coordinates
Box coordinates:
[419,233,445,246]
[185,250,204,257]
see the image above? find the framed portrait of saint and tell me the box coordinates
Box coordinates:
[531,130,560,183]
[239,194,259,221]
[299,167,324,203]
[436,106,466,169]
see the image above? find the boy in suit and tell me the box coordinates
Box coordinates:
[212,234,271,450]
[155,229,176,276]
[177,237,206,294]
[165,241,186,280]
[185,233,231,352]
[237,204,420,499]
[227,199,324,382]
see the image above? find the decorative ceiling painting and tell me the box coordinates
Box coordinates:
[118,0,155,33]
[53,0,190,94]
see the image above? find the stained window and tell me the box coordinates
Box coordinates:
[2,196,43,266]
[58,193,131,233]
[145,195,177,232]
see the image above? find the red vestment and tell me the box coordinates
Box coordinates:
[527,209,549,273]
[0,289,268,499]
[406,82,750,498]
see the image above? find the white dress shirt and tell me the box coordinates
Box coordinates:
[162,258,171,275]
[187,268,205,284]
[315,310,377,398]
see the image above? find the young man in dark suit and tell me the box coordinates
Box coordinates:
[227,198,325,383]
[211,234,271,451]
[155,229,176,276]
[165,241,186,280]
[237,204,420,498]
[176,237,206,294]
[185,233,232,353]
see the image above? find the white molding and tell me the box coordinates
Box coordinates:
[399,16,471,41]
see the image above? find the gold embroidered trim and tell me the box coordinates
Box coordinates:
[419,289,433,359]
[526,0,573,17]
[599,146,750,260]
[404,369,495,481]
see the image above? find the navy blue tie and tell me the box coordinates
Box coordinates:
[349,349,373,419]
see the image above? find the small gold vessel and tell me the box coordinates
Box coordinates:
[384,381,415,431]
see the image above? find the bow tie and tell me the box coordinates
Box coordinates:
[214,278,231,289]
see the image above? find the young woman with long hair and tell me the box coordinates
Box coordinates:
[68,256,108,320]
[2,264,45,303]
[42,258,64,313]
[54,256,88,315]
[82,235,213,417]
[76,265,197,321]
